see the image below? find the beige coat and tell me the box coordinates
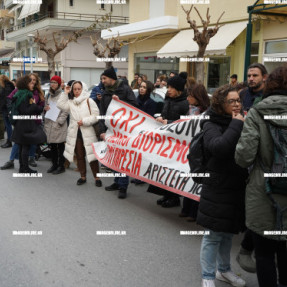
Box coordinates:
[57,89,99,163]
[44,88,69,143]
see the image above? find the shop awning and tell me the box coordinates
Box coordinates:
[18,4,41,20]
[157,21,247,58]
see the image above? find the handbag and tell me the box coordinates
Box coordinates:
[86,99,101,140]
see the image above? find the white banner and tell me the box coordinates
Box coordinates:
[92,99,202,201]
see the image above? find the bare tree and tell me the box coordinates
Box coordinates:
[33,14,111,77]
[182,5,225,83]
[90,32,157,68]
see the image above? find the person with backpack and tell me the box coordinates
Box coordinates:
[11,75,46,173]
[235,66,287,287]
[196,84,248,287]
[179,84,210,222]
[44,76,69,175]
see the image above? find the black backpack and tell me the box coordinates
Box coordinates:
[254,107,287,230]
[187,126,209,184]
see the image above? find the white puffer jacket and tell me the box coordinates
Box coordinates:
[57,88,99,163]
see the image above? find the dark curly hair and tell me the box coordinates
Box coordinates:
[211,84,239,115]
[264,65,287,95]
[16,75,32,90]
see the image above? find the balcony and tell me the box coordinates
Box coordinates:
[6,12,129,42]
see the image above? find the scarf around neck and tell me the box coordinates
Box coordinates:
[13,89,33,108]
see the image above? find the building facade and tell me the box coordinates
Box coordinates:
[3,0,129,86]
[102,0,287,92]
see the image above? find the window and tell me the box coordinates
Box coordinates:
[265,40,287,54]
[69,0,74,7]
[207,57,230,94]
[101,4,105,9]
[263,40,287,73]
[134,53,179,83]
[250,42,259,64]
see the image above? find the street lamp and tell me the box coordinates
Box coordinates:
[27,34,34,73]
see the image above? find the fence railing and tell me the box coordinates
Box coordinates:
[7,12,129,33]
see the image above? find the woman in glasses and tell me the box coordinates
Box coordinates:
[197,84,248,287]
[44,76,69,175]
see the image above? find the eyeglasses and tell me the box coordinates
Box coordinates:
[50,81,58,84]
[226,98,241,105]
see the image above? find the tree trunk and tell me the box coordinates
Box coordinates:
[195,45,207,83]
[195,62,204,84]
[105,61,112,68]
[47,56,56,78]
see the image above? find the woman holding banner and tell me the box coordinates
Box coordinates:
[136,80,157,117]
[197,84,247,287]
[148,73,189,208]
[57,81,102,187]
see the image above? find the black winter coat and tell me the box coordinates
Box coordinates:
[99,80,138,134]
[0,81,15,112]
[11,93,46,145]
[161,93,189,123]
[137,94,157,117]
[196,108,248,234]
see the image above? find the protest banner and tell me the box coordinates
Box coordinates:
[92,99,202,201]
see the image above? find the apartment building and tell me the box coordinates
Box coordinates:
[3,0,129,85]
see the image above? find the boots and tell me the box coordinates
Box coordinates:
[1,140,12,148]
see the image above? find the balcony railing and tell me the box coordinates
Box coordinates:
[7,12,129,33]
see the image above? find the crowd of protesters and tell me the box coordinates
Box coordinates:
[0,62,286,287]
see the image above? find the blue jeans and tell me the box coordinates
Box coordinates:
[2,112,12,141]
[9,144,37,161]
[200,230,233,280]
[114,175,129,189]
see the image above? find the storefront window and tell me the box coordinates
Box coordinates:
[134,53,179,83]
[207,57,230,94]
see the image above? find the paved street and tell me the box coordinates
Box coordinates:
[0,141,259,287]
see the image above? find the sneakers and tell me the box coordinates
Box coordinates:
[216,271,246,287]
[1,160,14,170]
[202,279,216,287]
[28,158,37,167]
[236,248,256,273]
[105,183,120,191]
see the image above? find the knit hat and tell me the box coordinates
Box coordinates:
[102,66,117,80]
[167,74,186,91]
[50,75,62,86]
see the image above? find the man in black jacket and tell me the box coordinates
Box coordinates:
[240,63,267,112]
[99,66,138,199]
